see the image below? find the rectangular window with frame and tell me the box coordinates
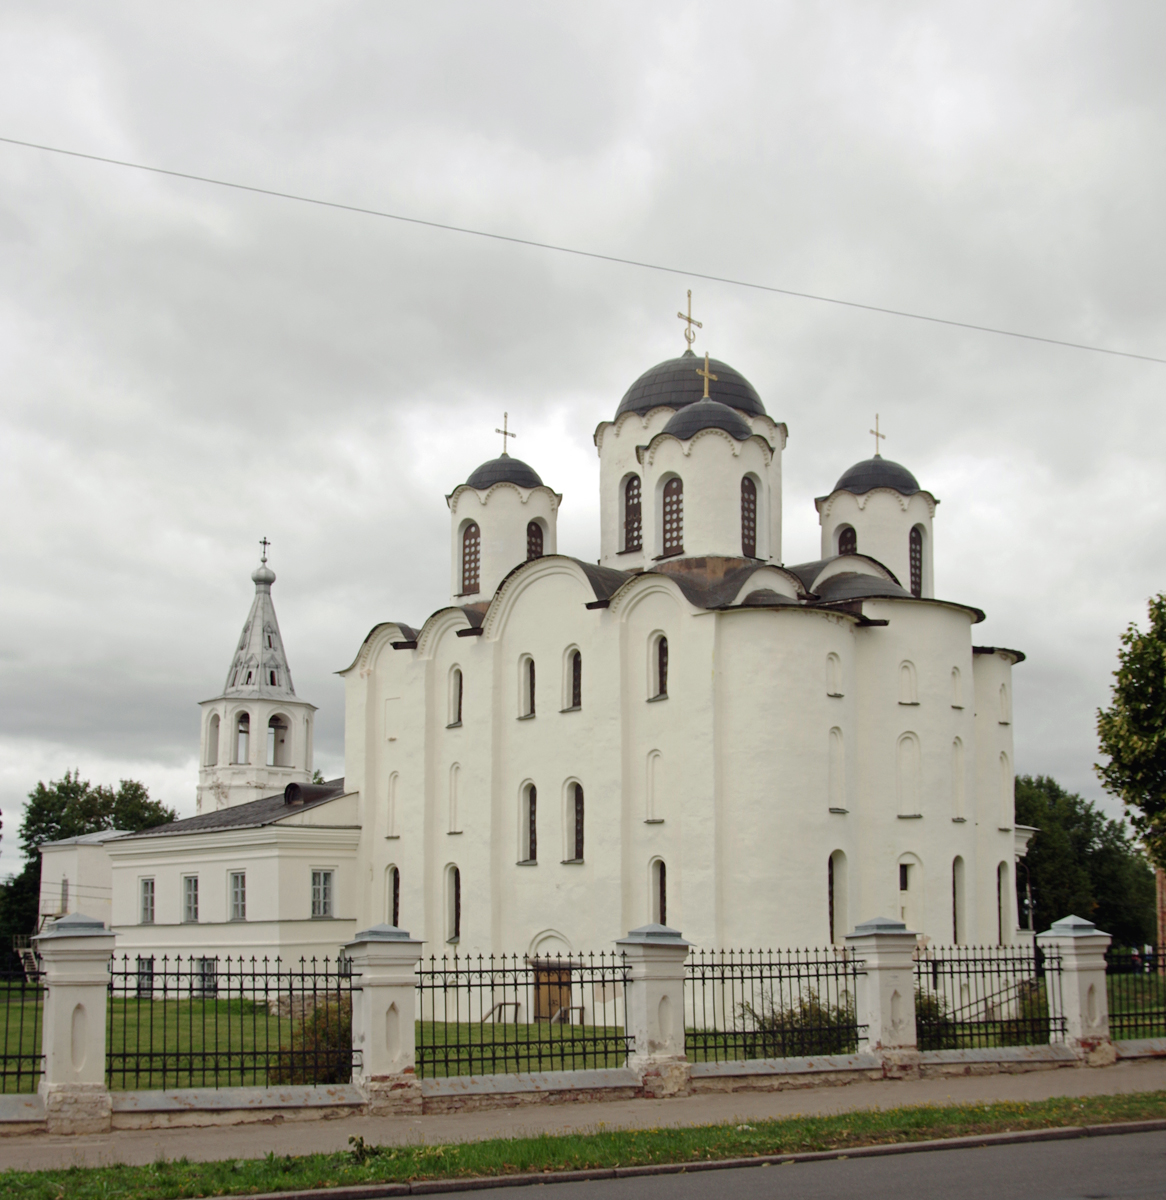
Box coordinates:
[230,871,246,921]
[311,869,333,918]
[140,877,155,925]
[183,875,199,923]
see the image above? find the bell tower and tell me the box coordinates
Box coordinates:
[196,544,317,812]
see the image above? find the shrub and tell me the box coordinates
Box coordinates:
[739,990,858,1057]
[914,988,959,1050]
[271,995,353,1084]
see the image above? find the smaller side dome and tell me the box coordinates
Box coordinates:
[465,455,543,490]
[832,456,919,496]
[662,398,753,442]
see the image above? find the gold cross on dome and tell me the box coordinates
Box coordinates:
[870,414,886,457]
[677,289,702,349]
[259,537,271,564]
[695,351,718,399]
[494,412,517,456]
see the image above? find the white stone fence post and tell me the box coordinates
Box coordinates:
[345,923,424,1113]
[1037,914,1114,1065]
[845,916,918,1072]
[34,913,115,1134]
[615,923,691,1097]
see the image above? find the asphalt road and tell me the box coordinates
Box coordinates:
[441,1131,1166,1200]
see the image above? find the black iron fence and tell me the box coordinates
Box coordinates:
[107,954,356,1090]
[914,944,1064,1049]
[685,948,866,1062]
[0,969,43,1093]
[415,952,631,1078]
[1106,945,1166,1040]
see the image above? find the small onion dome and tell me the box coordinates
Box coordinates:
[616,350,766,419]
[465,454,544,490]
[741,588,796,607]
[832,456,920,496]
[251,563,276,586]
[662,398,753,441]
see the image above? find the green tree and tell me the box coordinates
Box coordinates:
[0,772,177,950]
[1096,593,1166,867]
[1015,774,1155,946]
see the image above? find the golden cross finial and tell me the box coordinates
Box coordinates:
[494,412,517,457]
[259,536,271,564]
[870,413,886,457]
[695,351,718,399]
[677,289,702,350]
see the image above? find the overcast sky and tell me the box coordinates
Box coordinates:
[1,2,1164,873]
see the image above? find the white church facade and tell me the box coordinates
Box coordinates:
[43,336,1031,961]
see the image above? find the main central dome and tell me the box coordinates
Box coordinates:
[616,350,766,419]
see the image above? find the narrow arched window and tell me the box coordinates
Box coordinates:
[206,714,220,766]
[235,712,250,764]
[525,657,536,716]
[450,668,463,726]
[828,850,848,945]
[571,651,582,708]
[662,478,683,556]
[267,715,290,767]
[652,860,667,925]
[838,525,856,556]
[523,784,538,862]
[572,783,584,860]
[740,476,757,557]
[827,855,834,944]
[952,857,965,944]
[387,865,400,927]
[909,526,923,597]
[656,636,669,698]
[527,521,543,560]
[996,862,1008,944]
[461,523,480,594]
[447,865,461,942]
[624,475,642,551]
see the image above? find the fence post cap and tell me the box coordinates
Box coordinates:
[348,923,421,944]
[1042,914,1107,938]
[616,923,690,947]
[33,912,109,941]
[849,916,911,936]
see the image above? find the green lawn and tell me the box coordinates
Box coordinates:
[2,1092,1164,1198]
[0,985,42,1094]
[1107,973,1166,1040]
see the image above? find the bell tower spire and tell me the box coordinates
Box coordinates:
[196,545,318,813]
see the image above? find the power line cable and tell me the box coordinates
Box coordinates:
[1,133,1163,366]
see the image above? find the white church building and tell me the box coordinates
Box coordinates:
[43,336,1031,962]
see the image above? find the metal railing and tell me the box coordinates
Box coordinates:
[0,969,43,1093]
[107,954,356,1090]
[1106,945,1166,1040]
[914,944,1064,1049]
[415,952,631,1078]
[685,948,866,1062]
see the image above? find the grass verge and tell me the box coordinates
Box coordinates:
[2,1091,1165,1198]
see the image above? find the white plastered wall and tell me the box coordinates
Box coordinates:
[448,482,560,604]
[197,695,315,812]
[642,431,774,562]
[596,411,785,568]
[817,489,937,596]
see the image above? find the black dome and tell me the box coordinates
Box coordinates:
[833,456,919,496]
[662,398,753,442]
[616,350,766,419]
[465,454,543,490]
